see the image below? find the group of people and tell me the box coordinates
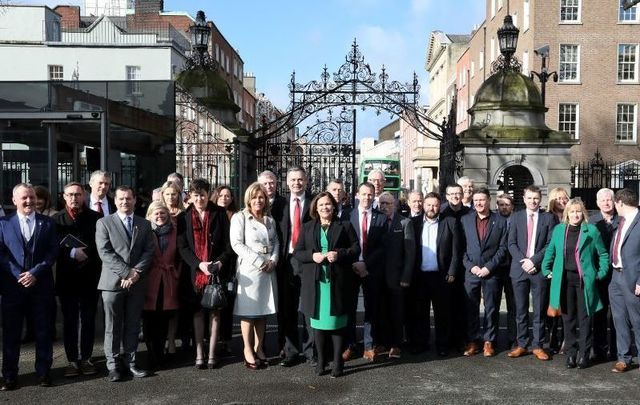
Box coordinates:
[1,167,640,391]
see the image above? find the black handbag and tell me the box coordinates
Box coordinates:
[200,274,227,310]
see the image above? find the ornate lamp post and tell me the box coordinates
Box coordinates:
[529,45,558,107]
[187,10,214,69]
[496,15,520,71]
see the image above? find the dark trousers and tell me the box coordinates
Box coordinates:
[592,275,616,357]
[377,286,405,348]
[407,271,450,351]
[513,272,548,349]
[143,310,173,367]
[449,276,467,348]
[561,270,592,358]
[59,289,99,362]
[313,328,344,373]
[500,273,517,347]
[464,274,501,343]
[609,269,640,364]
[1,285,55,380]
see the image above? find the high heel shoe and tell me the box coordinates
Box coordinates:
[207,358,219,369]
[195,358,207,370]
[244,360,258,370]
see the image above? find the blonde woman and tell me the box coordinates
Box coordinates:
[542,199,609,369]
[548,187,570,224]
[161,181,185,220]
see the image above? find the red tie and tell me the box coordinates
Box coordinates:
[361,211,368,256]
[291,198,301,248]
[612,217,626,266]
[526,213,534,258]
[95,201,104,216]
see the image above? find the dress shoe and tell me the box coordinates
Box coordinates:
[0,379,17,391]
[388,347,401,359]
[108,370,122,382]
[315,362,327,376]
[507,346,528,358]
[566,355,577,369]
[611,361,629,373]
[64,362,80,378]
[195,359,207,370]
[362,349,376,362]
[532,348,550,361]
[244,360,259,370]
[256,357,269,369]
[279,356,299,367]
[342,348,356,362]
[483,341,495,357]
[437,349,449,357]
[207,358,219,369]
[128,366,149,378]
[463,342,480,357]
[577,356,590,369]
[330,367,343,378]
[79,359,98,376]
[38,374,52,387]
[374,345,386,355]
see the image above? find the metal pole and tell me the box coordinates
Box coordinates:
[100,111,107,170]
[47,124,58,199]
[540,56,547,107]
[351,108,357,205]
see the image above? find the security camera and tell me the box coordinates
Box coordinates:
[534,45,550,58]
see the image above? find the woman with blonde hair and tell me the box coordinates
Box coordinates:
[161,181,185,220]
[230,182,279,370]
[542,198,609,369]
[548,187,570,224]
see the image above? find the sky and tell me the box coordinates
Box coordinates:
[15,0,485,138]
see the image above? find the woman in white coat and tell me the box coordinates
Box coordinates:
[230,182,279,370]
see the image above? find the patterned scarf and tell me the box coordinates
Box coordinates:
[152,221,172,253]
[192,207,210,291]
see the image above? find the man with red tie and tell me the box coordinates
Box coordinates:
[507,185,555,360]
[88,170,115,217]
[275,166,313,367]
[609,188,640,373]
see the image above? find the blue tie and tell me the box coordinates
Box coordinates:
[126,216,133,238]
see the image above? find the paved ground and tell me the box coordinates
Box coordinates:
[3,318,640,405]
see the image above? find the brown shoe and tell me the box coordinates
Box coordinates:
[463,342,480,357]
[363,349,376,362]
[532,348,550,361]
[388,347,401,359]
[342,348,356,362]
[507,346,528,358]
[611,361,630,373]
[483,341,495,357]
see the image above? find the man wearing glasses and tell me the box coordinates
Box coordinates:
[53,182,102,378]
[441,184,471,220]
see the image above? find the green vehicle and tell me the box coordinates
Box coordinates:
[359,157,401,197]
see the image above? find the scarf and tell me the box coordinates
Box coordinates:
[152,221,172,253]
[192,207,210,291]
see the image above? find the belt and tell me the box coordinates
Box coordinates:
[613,267,623,272]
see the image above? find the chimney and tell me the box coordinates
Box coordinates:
[53,5,80,29]
[135,0,164,15]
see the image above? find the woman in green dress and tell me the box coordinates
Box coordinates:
[294,192,360,377]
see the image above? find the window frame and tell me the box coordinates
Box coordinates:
[618,43,639,83]
[558,44,581,83]
[48,64,63,81]
[619,0,640,23]
[560,0,582,24]
[616,103,638,143]
[125,65,142,95]
[558,102,580,139]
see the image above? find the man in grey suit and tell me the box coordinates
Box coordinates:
[96,186,155,382]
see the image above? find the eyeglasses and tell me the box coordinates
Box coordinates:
[64,193,83,198]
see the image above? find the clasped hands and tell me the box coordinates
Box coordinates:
[260,260,276,273]
[18,271,37,288]
[470,266,490,278]
[313,251,338,264]
[120,268,141,289]
[520,258,537,274]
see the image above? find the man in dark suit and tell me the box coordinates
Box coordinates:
[377,192,415,358]
[589,187,618,361]
[54,182,102,378]
[88,170,116,217]
[327,179,351,221]
[459,187,507,357]
[507,185,555,361]
[96,186,155,382]
[407,192,460,356]
[273,166,314,367]
[344,182,388,362]
[0,183,58,390]
[496,193,517,349]
[609,188,640,373]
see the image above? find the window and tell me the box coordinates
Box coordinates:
[620,0,639,22]
[618,44,639,82]
[522,50,529,74]
[126,65,141,94]
[48,65,63,80]
[617,104,637,142]
[215,43,220,62]
[524,0,530,30]
[559,44,580,82]
[558,103,579,139]
[560,0,581,22]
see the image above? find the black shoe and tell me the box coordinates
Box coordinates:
[128,366,149,378]
[0,379,17,391]
[315,363,327,376]
[108,370,122,382]
[330,367,343,378]
[38,374,52,387]
[566,355,577,369]
[577,356,590,369]
[280,357,300,367]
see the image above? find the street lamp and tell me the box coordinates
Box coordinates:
[188,10,212,69]
[497,14,520,70]
[530,45,558,107]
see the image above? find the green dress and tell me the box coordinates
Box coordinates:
[310,227,347,330]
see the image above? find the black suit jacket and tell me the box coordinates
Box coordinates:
[589,211,619,253]
[507,209,555,278]
[384,215,416,287]
[273,193,313,259]
[460,211,508,275]
[53,207,102,294]
[411,214,461,278]
[349,207,388,276]
[294,220,360,317]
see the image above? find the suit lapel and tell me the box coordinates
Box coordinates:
[350,210,361,240]
[578,223,590,252]
[9,215,25,263]
[32,214,42,253]
[185,210,195,250]
[436,218,444,247]
[621,214,640,247]
[466,214,481,250]
[111,214,131,248]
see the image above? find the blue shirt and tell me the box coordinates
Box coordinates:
[421,216,439,272]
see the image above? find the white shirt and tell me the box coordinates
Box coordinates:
[357,206,372,261]
[421,215,439,272]
[16,212,35,240]
[90,195,109,215]
[525,209,539,258]
[116,212,134,234]
[288,194,306,253]
[613,208,638,268]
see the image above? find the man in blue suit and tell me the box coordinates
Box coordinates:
[609,188,640,373]
[507,185,555,361]
[343,182,388,362]
[0,183,58,390]
[459,187,508,357]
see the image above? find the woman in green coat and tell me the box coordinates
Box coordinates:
[541,198,609,369]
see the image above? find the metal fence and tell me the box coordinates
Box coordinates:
[571,159,640,209]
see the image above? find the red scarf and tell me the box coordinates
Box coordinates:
[192,207,210,291]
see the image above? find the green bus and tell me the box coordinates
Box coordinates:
[359,157,402,196]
